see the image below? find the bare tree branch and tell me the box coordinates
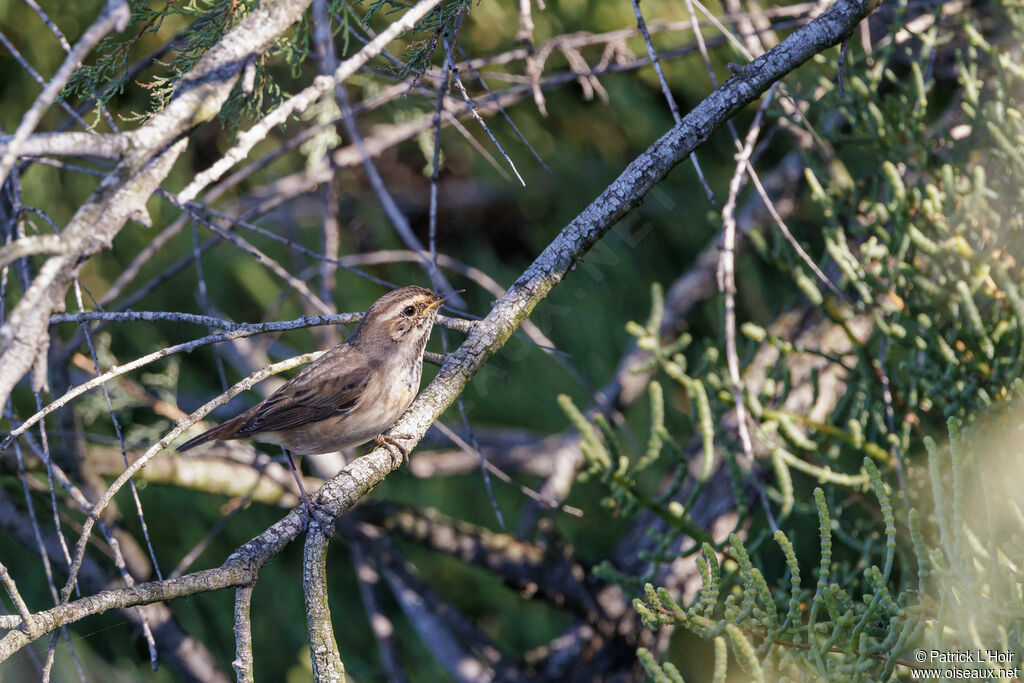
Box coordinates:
[231,584,255,683]
[304,513,344,682]
[717,82,778,531]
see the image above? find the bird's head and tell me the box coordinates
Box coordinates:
[352,286,449,352]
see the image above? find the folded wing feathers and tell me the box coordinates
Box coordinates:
[175,344,372,452]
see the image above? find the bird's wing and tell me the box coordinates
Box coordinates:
[235,344,373,436]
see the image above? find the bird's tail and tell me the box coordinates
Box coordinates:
[176,416,245,452]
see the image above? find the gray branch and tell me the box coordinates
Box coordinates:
[231,584,255,683]
[303,515,344,682]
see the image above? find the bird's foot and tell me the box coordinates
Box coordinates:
[373,433,412,468]
[305,495,337,532]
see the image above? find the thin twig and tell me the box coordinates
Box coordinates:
[0,561,36,638]
[71,283,161,669]
[73,283,165,583]
[431,420,583,516]
[0,31,92,131]
[744,159,842,298]
[628,0,716,204]
[192,213,336,316]
[717,84,779,532]
[444,34,526,186]
[457,45,551,173]
[425,13,505,532]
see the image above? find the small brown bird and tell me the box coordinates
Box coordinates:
[176,286,448,481]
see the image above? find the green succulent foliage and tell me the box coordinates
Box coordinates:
[635,415,1024,681]
[787,3,1024,422]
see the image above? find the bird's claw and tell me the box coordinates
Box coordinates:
[304,496,337,531]
[373,433,411,468]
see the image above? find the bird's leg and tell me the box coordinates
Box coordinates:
[372,433,412,468]
[284,450,337,532]
[283,447,312,509]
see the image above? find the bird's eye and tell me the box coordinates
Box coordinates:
[401,305,416,317]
